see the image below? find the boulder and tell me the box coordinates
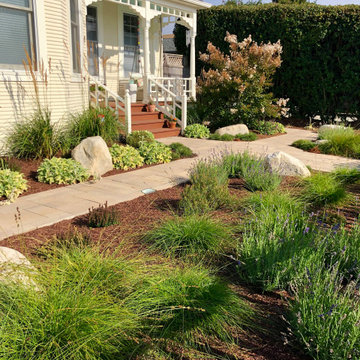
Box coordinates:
[215,124,249,136]
[264,151,311,178]
[318,124,343,132]
[72,136,113,177]
[315,139,329,145]
[0,247,36,286]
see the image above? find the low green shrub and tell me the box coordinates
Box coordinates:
[109,144,144,170]
[88,202,120,228]
[223,152,282,192]
[292,139,316,151]
[126,130,155,148]
[179,159,231,214]
[289,264,360,360]
[220,134,235,141]
[331,167,360,185]
[138,141,172,165]
[6,109,59,159]
[62,107,121,151]
[318,126,360,159]
[184,124,210,139]
[0,169,27,201]
[249,120,285,135]
[169,142,194,160]
[146,215,233,259]
[235,133,257,141]
[37,158,89,184]
[133,266,252,345]
[301,172,347,207]
[208,133,221,140]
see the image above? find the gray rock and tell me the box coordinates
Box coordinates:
[318,124,344,132]
[315,139,329,145]
[215,124,249,136]
[264,151,311,178]
[72,136,113,177]
[0,247,36,286]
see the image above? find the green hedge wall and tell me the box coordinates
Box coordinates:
[174,4,360,119]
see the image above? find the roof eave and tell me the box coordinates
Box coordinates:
[178,0,212,10]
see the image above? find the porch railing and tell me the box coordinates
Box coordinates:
[148,77,187,134]
[150,77,193,98]
[88,75,132,134]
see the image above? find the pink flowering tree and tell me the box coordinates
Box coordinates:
[198,33,288,131]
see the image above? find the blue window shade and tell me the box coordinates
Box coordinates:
[0,6,31,65]
[0,0,29,7]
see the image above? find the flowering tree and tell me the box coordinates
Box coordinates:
[198,32,289,131]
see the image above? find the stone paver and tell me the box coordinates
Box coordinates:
[0,128,359,240]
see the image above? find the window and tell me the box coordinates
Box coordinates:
[123,13,139,76]
[86,6,98,76]
[70,0,80,73]
[0,0,36,69]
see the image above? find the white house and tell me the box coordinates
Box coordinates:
[0,0,211,146]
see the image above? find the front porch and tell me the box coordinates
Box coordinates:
[85,0,208,137]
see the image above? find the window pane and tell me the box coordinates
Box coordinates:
[0,0,29,8]
[70,0,77,23]
[71,24,79,72]
[0,6,31,65]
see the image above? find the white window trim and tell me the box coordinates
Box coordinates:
[0,0,48,81]
[69,0,84,79]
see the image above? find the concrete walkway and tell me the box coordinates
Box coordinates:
[1,128,359,240]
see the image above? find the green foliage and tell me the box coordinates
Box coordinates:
[318,127,360,159]
[138,141,172,165]
[331,167,360,185]
[6,109,59,159]
[175,4,360,119]
[208,133,221,140]
[146,215,233,259]
[180,159,231,214]
[250,120,285,135]
[0,158,20,172]
[235,132,258,141]
[0,169,27,201]
[126,130,155,148]
[292,139,316,151]
[88,202,120,228]
[62,107,121,151]
[301,172,347,207]
[109,144,144,170]
[221,134,235,141]
[184,124,210,139]
[133,266,252,344]
[37,158,89,185]
[223,152,282,191]
[289,264,360,360]
[168,142,194,160]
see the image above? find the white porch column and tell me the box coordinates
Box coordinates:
[143,1,151,102]
[189,28,197,100]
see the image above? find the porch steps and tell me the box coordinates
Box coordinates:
[110,101,181,139]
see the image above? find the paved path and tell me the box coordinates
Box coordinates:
[1,128,359,240]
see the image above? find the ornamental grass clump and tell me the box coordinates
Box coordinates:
[146,215,233,260]
[109,144,144,170]
[235,132,257,141]
[198,32,288,131]
[331,167,360,185]
[0,169,27,202]
[301,172,347,207]
[37,158,89,184]
[292,139,316,151]
[179,158,231,214]
[62,107,121,151]
[289,264,360,360]
[169,142,194,160]
[223,152,281,192]
[88,202,120,228]
[6,109,59,159]
[138,141,172,165]
[318,126,360,159]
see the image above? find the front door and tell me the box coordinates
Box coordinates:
[123,13,140,77]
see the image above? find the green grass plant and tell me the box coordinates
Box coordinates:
[126,130,155,148]
[292,139,316,151]
[331,167,360,185]
[168,142,194,160]
[235,132,258,141]
[146,215,233,259]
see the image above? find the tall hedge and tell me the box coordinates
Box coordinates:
[174,4,360,119]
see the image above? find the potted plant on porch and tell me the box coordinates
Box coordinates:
[147,99,156,112]
[167,117,177,129]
